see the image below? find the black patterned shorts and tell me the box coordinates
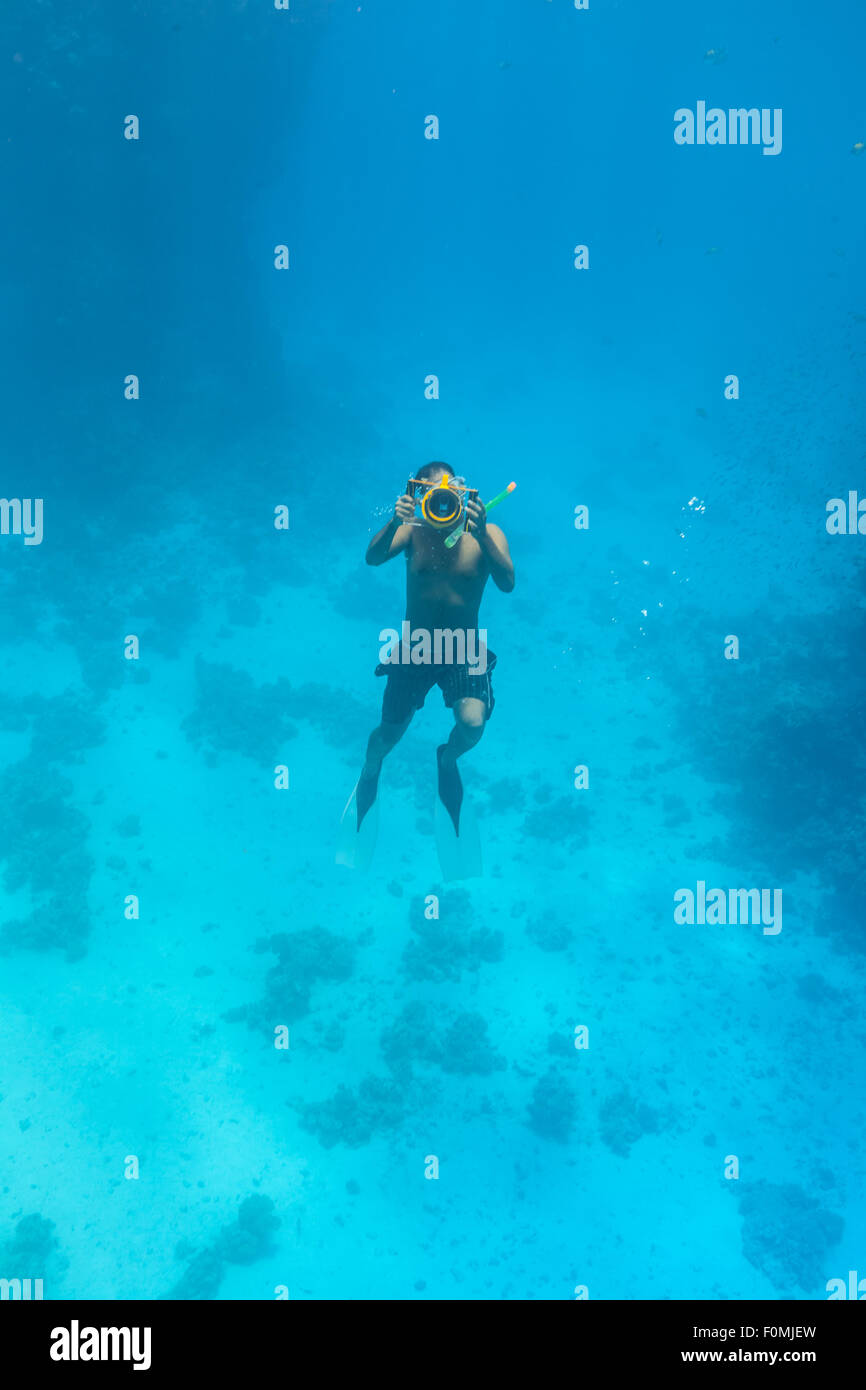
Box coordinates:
[375,644,497,725]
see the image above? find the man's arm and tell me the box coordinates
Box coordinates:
[464,497,515,592]
[479,522,515,591]
[366,493,415,565]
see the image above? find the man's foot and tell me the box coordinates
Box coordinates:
[436,743,463,835]
[356,763,381,831]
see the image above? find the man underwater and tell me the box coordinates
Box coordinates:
[342,462,515,871]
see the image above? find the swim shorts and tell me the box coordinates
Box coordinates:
[375,643,497,725]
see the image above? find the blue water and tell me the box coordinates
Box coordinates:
[1,0,864,1301]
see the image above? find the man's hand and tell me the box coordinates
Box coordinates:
[465,496,487,537]
[366,495,415,565]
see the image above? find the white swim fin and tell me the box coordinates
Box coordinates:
[336,778,380,871]
[434,747,482,881]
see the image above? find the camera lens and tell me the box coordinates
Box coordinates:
[429,490,453,518]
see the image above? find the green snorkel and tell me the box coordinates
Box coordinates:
[444,480,517,547]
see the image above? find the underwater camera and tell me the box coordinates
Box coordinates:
[406,475,478,531]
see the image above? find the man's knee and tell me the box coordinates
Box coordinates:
[378,715,412,748]
[454,699,486,735]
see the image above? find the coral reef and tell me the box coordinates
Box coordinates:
[522,794,591,849]
[298,1075,406,1149]
[439,1013,507,1076]
[225,927,355,1029]
[181,657,298,764]
[402,892,504,983]
[380,1003,506,1078]
[526,911,574,952]
[169,1195,280,1299]
[0,760,94,959]
[527,1067,578,1143]
[598,1088,660,1157]
[737,1180,844,1294]
[182,659,376,767]
[0,1214,68,1288]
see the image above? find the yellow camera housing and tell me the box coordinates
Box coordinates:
[407,475,476,531]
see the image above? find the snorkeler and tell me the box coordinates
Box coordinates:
[338,462,515,877]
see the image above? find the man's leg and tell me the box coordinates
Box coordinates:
[438,697,486,767]
[356,714,412,825]
[363,715,413,777]
[436,697,486,834]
